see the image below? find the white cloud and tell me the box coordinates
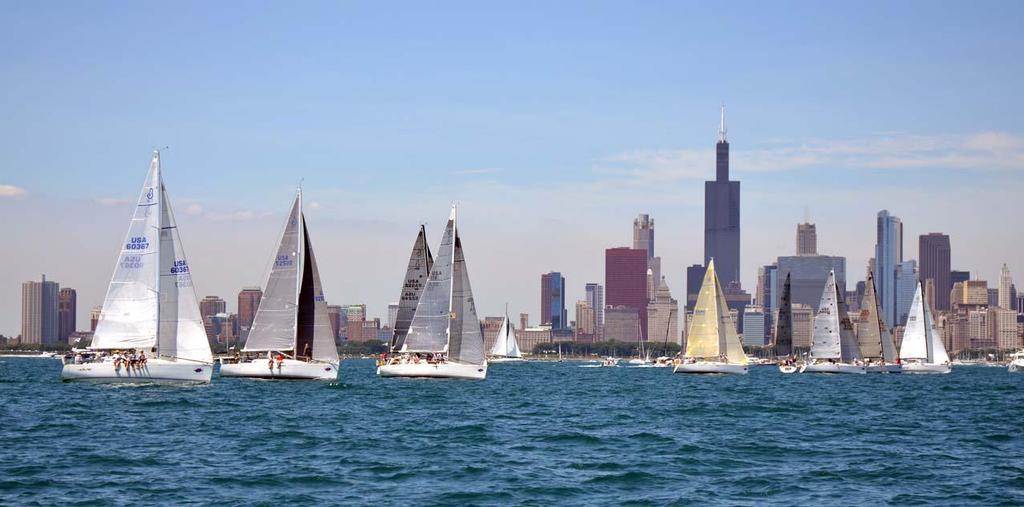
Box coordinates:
[185,203,204,216]
[204,210,257,221]
[454,168,503,175]
[93,197,131,206]
[308,201,322,209]
[599,131,1024,182]
[0,185,27,197]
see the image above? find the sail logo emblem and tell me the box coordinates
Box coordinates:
[290,218,298,226]
[146,188,154,202]
[126,236,149,250]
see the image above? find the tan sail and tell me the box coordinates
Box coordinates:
[684,260,748,364]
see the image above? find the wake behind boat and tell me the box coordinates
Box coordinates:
[674,259,749,375]
[60,151,213,383]
[219,189,340,381]
[377,206,488,380]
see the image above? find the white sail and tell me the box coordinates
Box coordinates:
[303,225,339,363]
[900,283,929,361]
[402,209,456,354]
[391,226,433,352]
[244,193,302,352]
[157,183,211,362]
[491,314,522,358]
[92,155,162,351]
[447,228,486,365]
[923,293,949,364]
[810,271,843,360]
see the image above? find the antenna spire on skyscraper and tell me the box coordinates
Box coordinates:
[719,103,727,143]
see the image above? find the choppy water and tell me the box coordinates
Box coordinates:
[1,358,1022,506]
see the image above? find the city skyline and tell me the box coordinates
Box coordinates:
[2,2,1024,334]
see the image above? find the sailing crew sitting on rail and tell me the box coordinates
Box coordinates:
[275,353,285,368]
[267,352,275,370]
[302,343,311,360]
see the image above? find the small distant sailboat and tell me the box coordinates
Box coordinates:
[859,273,901,373]
[628,318,651,366]
[801,270,865,374]
[219,189,340,380]
[377,205,488,379]
[673,259,749,374]
[389,225,434,355]
[61,152,213,383]
[1008,351,1024,373]
[488,308,524,363]
[774,274,799,374]
[899,281,951,374]
[557,343,564,362]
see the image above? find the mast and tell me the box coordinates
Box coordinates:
[922,281,934,362]
[293,186,304,353]
[444,204,457,354]
[153,150,163,354]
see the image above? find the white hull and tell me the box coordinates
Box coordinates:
[901,362,951,374]
[801,362,866,374]
[487,356,525,363]
[1009,360,1024,373]
[219,358,338,380]
[61,358,212,384]
[778,365,799,374]
[866,363,903,374]
[673,362,748,375]
[377,361,487,380]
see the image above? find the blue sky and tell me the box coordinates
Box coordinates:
[1,1,1022,334]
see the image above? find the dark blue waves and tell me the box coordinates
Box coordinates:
[1,358,1022,506]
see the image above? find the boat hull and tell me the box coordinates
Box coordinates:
[219,359,338,380]
[673,362,748,375]
[901,362,951,374]
[1009,360,1024,373]
[866,363,903,374]
[801,363,866,374]
[778,365,799,374]
[377,361,487,379]
[61,358,212,384]
[487,357,525,363]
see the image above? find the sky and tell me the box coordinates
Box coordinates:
[1,1,1023,335]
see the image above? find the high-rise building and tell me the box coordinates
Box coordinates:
[776,255,847,312]
[58,287,77,344]
[574,300,596,342]
[237,287,262,340]
[633,214,654,258]
[951,270,970,286]
[796,222,817,256]
[999,264,1014,309]
[988,288,1000,308]
[874,210,903,326]
[742,306,767,347]
[90,306,102,332]
[606,247,649,340]
[327,305,343,343]
[685,264,707,310]
[646,277,679,345]
[755,264,778,330]
[952,280,988,307]
[791,303,814,350]
[919,233,952,310]
[540,272,567,330]
[21,275,59,345]
[989,307,1018,349]
[704,105,741,287]
[387,303,400,329]
[345,304,367,322]
[584,283,604,338]
[200,296,227,321]
[894,260,918,326]
[604,306,639,343]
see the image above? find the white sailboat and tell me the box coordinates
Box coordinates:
[859,273,901,373]
[488,308,524,363]
[219,189,339,380]
[673,259,749,374]
[802,270,866,374]
[1008,351,1024,373]
[774,273,800,373]
[377,205,488,379]
[899,281,951,374]
[627,318,651,365]
[61,152,213,383]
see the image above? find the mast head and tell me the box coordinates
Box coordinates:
[449,203,457,222]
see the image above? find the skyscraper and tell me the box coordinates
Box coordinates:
[796,222,817,255]
[584,283,604,338]
[894,260,918,326]
[685,264,707,310]
[874,210,903,326]
[951,270,971,286]
[776,255,847,312]
[237,287,262,340]
[21,275,59,345]
[633,214,654,257]
[704,105,741,287]
[541,272,567,330]
[919,233,952,311]
[574,300,596,342]
[58,287,77,344]
[606,247,649,340]
[999,264,1013,309]
[200,296,227,341]
[647,277,679,345]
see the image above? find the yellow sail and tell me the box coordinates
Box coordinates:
[684,260,748,364]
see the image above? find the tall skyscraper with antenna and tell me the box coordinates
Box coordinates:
[704,104,741,288]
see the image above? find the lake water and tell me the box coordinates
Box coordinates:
[1,358,1022,505]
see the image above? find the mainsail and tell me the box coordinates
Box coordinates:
[489,313,522,358]
[859,273,898,362]
[92,152,211,362]
[684,260,747,364]
[244,194,301,353]
[448,234,485,365]
[900,282,949,364]
[244,191,338,362]
[391,226,434,352]
[810,270,860,362]
[774,273,793,357]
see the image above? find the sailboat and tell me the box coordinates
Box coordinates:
[488,308,524,362]
[801,270,866,374]
[899,281,951,374]
[773,274,799,374]
[389,225,434,355]
[219,189,339,380]
[859,273,901,373]
[673,259,749,374]
[627,318,651,365]
[61,151,214,383]
[377,205,488,379]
